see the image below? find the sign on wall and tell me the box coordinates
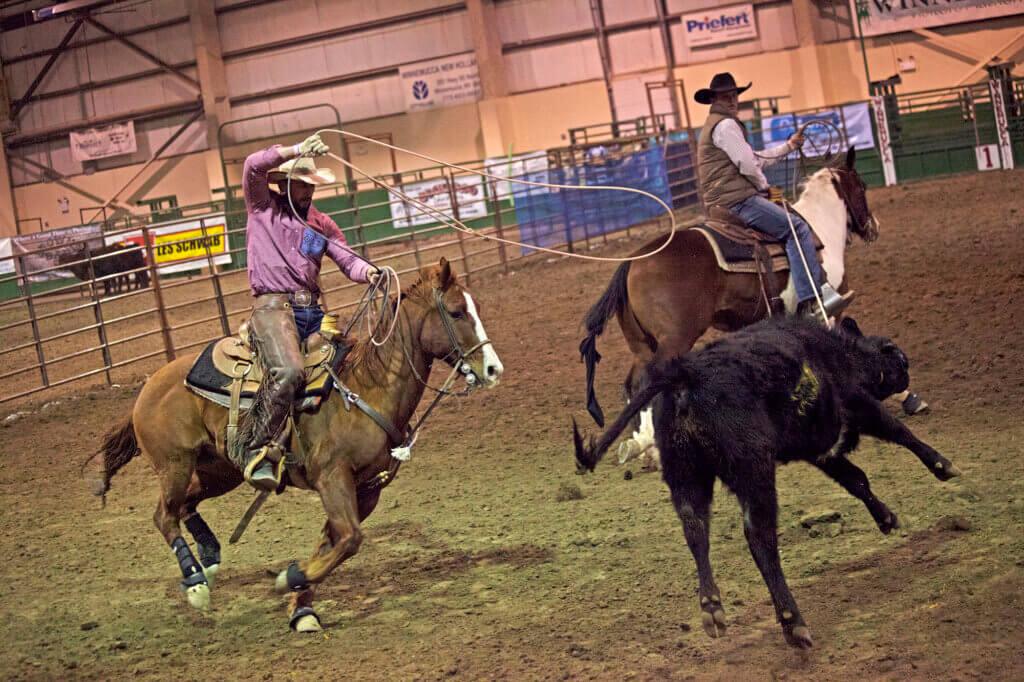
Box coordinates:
[69,121,137,162]
[110,214,230,275]
[852,0,1024,37]
[482,152,550,199]
[975,144,1001,171]
[0,238,13,276]
[400,53,482,113]
[389,175,487,229]
[761,102,877,151]
[682,4,757,47]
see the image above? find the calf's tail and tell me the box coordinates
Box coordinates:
[573,357,694,471]
[82,416,140,506]
[579,261,631,427]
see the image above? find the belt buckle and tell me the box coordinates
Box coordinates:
[292,290,312,306]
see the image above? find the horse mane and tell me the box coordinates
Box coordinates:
[796,166,839,203]
[342,277,432,385]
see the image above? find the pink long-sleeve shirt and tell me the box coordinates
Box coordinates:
[243,145,372,297]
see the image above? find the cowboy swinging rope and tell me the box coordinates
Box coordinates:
[752,118,847,327]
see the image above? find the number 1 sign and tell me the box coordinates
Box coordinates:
[975,144,1001,171]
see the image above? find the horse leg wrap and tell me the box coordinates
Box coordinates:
[286,561,310,592]
[171,537,207,588]
[289,606,320,631]
[184,514,221,568]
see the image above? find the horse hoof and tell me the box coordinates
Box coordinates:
[203,564,219,590]
[186,583,210,610]
[788,625,813,649]
[274,570,289,593]
[701,609,727,638]
[289,607,321,632]
[902,393,928,415]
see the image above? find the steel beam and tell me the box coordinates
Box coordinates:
[9,17,84,120]
[5,99,202,148]
[84,15,200,91]
[7,154,135,212]
[588,0,617,125]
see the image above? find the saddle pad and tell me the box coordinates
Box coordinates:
[184,338,336,407]
[693,224,823,274]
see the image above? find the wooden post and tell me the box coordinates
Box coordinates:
[84,246,114,385]
[18,256,49,388]
[489,179,509,274]
[141,224,176,361]
[200,217,231,337]
[447,171,471,285]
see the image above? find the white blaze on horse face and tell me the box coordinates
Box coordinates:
[463,292,503,386]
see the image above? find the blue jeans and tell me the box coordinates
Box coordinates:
[292,305,324,341]
[730,194,822,303]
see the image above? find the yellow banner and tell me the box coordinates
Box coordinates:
[152,223,226,264]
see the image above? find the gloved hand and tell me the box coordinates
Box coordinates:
[295,134,329,157]
[788,131,805,149]
[761,186,785,203]
[367,267,382,286]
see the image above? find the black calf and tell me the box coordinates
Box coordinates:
[573,316,960,649]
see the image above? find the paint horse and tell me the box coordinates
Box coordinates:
[90,259,503,631]
[580,148,921,467]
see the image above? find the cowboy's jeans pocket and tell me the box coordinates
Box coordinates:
[300,227,327,259]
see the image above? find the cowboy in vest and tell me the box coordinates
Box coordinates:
[695,72,853,322]
[234,133,380,491]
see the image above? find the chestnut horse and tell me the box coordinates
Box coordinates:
[580,148,902,461]
[90,259,503,631]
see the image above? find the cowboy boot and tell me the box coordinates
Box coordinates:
[819,283,855,318]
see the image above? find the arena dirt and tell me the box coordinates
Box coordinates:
[1,170,1022,681]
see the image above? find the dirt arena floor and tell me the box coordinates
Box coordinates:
[2,169,1023,681]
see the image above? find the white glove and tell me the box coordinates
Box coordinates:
[295,134,329,157]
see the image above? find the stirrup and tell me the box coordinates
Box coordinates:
[243,445,285,491]
[819,283,855,318]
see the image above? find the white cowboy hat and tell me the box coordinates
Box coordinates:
[268,157,335,185]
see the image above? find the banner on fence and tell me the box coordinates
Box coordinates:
[682,3,757,47]
[400,53,482,112]
[70,121,137,162]
[515,147,671,254]
[110,214,231,275]
[870,97,898,186]
[761,102,876,151]
[482,152,550,200]
[0,238,12,276]
[388,175,487,229]
[851,0,1024,37]
[988,79,1016,170]
[11,224,103,281]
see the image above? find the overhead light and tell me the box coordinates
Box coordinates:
[32,0,112,21]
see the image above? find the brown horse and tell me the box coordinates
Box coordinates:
[580,148,897,459]
[90,259,503,631]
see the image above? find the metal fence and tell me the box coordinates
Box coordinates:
[0,140,694,405]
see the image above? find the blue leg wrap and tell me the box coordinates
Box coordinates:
[171,537,207,588]
[184,513,221,567]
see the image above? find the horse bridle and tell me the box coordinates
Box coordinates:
[831,167,877,239]
[432,287,492,388]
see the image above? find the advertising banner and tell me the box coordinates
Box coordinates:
[482,152,550,199]
[0,238,12,276]
[761,102,876,151]
[681,4,757,47]
[388,175,487,229]
[11,224,103,281]
[400,53,482,112]
[111,214,231,275]
[988,79,1016,170]
[852,0,1024,37]
[69,121,137,162]
[871,96,898,186]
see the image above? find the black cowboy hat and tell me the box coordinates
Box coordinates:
[694,72,751,105]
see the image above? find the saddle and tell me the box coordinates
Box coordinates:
[185,328,342,412]
[695,205,824,275]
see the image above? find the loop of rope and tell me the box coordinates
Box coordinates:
[311,128,679,264]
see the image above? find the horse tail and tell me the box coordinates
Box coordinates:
[82,417,139,506]
[580,261,631,427]
[573,356,696,472]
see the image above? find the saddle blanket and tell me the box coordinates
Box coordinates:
[692,224,823,275]
[185,337,339,410]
